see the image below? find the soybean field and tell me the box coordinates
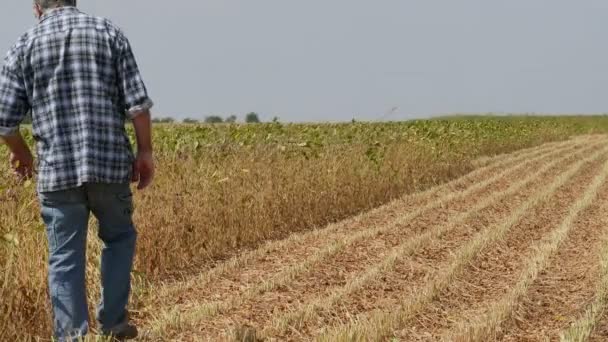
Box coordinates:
[4,116,608,341]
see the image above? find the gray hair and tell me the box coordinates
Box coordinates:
[34,0,77,10]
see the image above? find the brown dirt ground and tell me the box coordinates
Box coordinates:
[497,183,608,341]
[390,150,606,341]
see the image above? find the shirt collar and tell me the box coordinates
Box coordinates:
[40,6,80,23]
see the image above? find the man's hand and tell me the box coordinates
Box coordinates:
[10,150,34,180]
[2,132,34,181]
[132,151,154,190]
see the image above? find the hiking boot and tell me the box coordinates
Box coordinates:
[103,324,138,341]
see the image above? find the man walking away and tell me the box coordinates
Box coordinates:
[0,1,154,340]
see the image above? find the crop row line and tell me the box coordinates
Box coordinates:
[559,231,608,341]
[446,154,608,341]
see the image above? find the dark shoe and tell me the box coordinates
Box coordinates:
[104,324,138,341]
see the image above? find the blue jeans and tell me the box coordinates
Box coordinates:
[38,183,137,341]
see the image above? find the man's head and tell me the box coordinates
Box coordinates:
[33,0,77,19]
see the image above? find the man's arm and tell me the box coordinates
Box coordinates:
[131,110,154,190]
[0,42,33,180]
[114,31,155,190]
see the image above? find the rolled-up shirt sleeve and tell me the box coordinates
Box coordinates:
[0,45,29,137]
[115,33,153,119]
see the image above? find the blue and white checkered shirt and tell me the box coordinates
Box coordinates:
[0,7,153,193]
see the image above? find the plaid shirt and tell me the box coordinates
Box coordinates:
[0,7,153,193]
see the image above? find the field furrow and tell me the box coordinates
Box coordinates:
[317,142,608,342]
[140,136,589,339]
[495,181,608,341]
[386,151,608,341]
[442,156,608,342]
[560,234,608,342]
[384,150,607,341]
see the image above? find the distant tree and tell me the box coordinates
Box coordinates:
[225,115,238,123]
[183,118,199,124]
[204,116,224,124]
[245,112,261,123]
[152,117,175,123]
[272,116,280,123]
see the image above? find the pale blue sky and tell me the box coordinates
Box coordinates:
[2,1,608,122]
